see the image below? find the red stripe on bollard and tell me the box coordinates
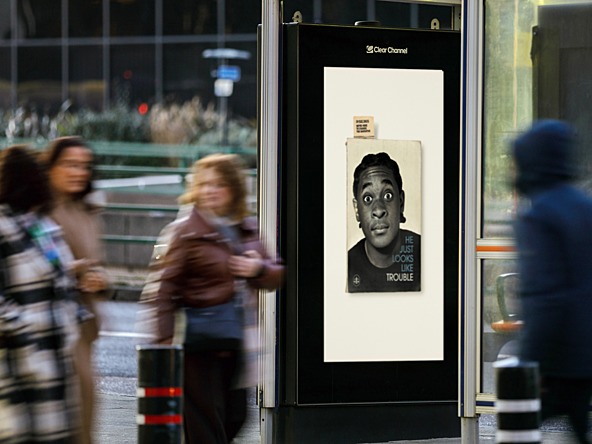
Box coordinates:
[138,387,183,397]
[137,345,184,444]
[138,414,183,425]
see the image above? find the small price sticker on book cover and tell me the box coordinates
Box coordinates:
[353,116,375,139]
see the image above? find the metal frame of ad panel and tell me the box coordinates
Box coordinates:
[280,23,461,407]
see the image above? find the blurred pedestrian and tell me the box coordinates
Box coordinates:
[0,145,80,443]
[512,119,592,444]
[42,136,111,444]
[152,153,284,444]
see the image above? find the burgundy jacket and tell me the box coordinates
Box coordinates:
[154,206,284,342]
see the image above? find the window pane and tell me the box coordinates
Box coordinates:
[70,46,104,110]
[163,0,217,35]
[320,0,366,25]
[18,0,61,38]
[69,0,103,38]
[111,45,155,105]
[164,41,256,119]
[0,48,10,108]
[18,46,62,111]
[484,1,592,237]
[481,0,592,397]
[377,2,453,30]
[222,41,256,119]
[110,0,154,36]
[163,43,213,102]
[0,2,14,40]
[226,0,261,33]
[0,47,10,81]
[481,259,519,394]
[482,0,535,238]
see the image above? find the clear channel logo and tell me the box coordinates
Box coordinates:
[366,45,408,54]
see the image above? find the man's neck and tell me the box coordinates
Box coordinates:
[364,235,401,268]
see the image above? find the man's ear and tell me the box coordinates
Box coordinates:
[399,190,406,224]
[353,198,360,222]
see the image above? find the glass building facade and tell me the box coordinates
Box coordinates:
[0,1,455,116]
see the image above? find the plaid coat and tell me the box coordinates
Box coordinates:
[0,205,79,443]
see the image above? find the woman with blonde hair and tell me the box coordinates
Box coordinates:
[153,153,284,443]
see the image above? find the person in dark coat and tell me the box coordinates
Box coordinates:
[513,119,592,444]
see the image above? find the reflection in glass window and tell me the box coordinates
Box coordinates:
[0,47,9,81]
[110,0,155,36]
[0,2,14,40]
[69,0,102,38]
[483,0,592,239]
[18,0,61,38]
[320,0,366,25]
[18,47,62,113]
[0,48,10,109]
[70,46,104,111]
[377,2,453,30]
[164,43,212,104]
[481,259,519,394]
[534,3,592,186]
[110,45,155,106]
[163,0,217,35]
[226,0,261,33]
[483,0,535,239]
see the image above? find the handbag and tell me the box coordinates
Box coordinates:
[182,299,244,352]
[181,219,246,352]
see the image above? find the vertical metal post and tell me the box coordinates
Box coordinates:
[259,0,281,443]
[136,345,184,444]
[217,0,228,146]
[367,0,376,21]
[102,0,110,110]
[61,0,69,104]
[154,0,163,104]
[460,0,483,442]
[10,0,17,109]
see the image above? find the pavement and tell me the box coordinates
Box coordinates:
[93,391,583,443]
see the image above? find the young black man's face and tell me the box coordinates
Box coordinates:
[353,165,404,250]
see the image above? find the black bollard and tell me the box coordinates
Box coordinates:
[136,345,184,444]
[494,357,541,444]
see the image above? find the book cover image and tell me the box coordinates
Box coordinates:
[346,138,422,293]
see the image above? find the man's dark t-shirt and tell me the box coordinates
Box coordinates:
[347,229,421,293]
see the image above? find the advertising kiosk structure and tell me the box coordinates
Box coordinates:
[269,22,461,442]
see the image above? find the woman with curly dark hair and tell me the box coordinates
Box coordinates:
[0,145,80,443]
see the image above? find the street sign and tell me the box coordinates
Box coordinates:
[214,79,234,97]
[202,48,251,60]
[217,65,241,82]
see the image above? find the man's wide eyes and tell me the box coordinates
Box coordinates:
[362,191,394,204]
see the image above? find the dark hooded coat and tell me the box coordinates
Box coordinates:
[513,119,592,378]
